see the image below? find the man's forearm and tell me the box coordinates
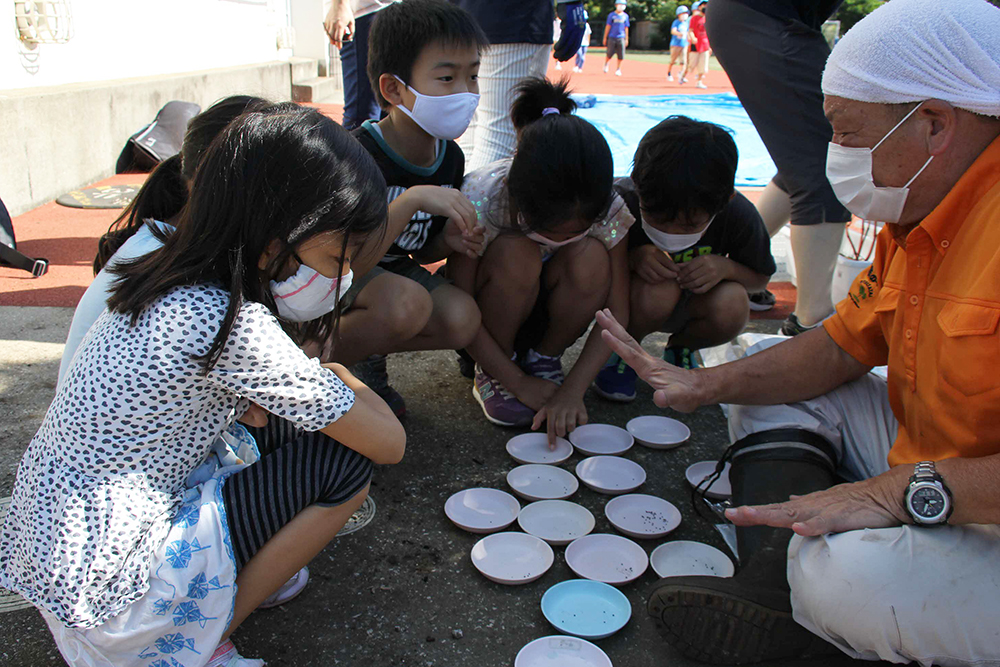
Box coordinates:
[936,454,1000,525]
[700,326,871,407]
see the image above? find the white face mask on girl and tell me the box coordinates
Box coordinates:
[270,260,353,322]
[826,102,934,224]
[642,215,714,253]
[393,76,480,141]
[519,214,590,251]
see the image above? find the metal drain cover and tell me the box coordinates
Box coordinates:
[336,495,377,537]
[0,497,33,614]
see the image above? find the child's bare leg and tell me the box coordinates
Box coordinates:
[475,235,543,356]
[223,484,370,639]
[667,281,749,349]
[331,273,433,365]
[408,284,481,351]
[628,276,683,341]
[534,238,611,356]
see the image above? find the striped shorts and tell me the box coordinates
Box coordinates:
[221,418,374,570]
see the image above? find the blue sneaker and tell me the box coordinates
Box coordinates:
[592,354,637,402]
[663,346,699,370]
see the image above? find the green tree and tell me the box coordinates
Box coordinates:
[834,0,883,33]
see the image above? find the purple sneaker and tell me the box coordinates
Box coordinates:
[520,353,565,385]
[473,366,535,427]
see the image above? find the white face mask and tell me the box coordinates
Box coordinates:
[519,214,590,251]
[270,261,353,322]
[642,215,713,253]
[826,103,934,224]
[393,76,480,141]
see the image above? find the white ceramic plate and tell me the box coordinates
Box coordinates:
[507,433,574,465]
[575,456,646,495]
[626,415,691,449]
[568,423,634,456]
[506,464,579,501]
[685,460,732,500]
[604,494,682,540]
[565,533,649,585]
[650,540,735,579]
[444,488,520,534]
[518,500,596,546]
[515,636,612,667]
[470,532,554,585]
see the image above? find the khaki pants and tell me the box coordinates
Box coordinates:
[729,340,1000,666]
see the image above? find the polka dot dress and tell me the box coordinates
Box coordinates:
[0,283,355,629]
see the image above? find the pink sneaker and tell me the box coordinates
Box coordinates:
[258,567,309,609]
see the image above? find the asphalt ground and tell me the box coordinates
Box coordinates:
[0,307,892,667]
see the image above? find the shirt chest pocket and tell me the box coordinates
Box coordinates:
[936,301,1000,396]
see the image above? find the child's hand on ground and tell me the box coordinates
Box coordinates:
[512,375,560,412]
[443,218,486,258]
[676,254,730,293]
[630,245,678,283]
[530,389,588,448]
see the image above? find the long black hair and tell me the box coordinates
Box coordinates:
[107,104,389,372]
[94,95,270,274]
[507,78,614,233]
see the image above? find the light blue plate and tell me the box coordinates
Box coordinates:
[541,579,632,640]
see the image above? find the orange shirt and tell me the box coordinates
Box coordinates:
[824,135,1000,467]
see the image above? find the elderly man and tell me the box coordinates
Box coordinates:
[597,0,1000,665]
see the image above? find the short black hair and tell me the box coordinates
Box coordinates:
[508,78,614,233]
[367,0,489,109]
[631,116,738,225]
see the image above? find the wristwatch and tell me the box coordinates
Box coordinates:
[904,461,953,525]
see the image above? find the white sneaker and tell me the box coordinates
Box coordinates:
[615,69,622,76]
[680,77,689,84]
[696,81,708,89]
[572,66,581,72]
[603,64,609,73]
[257,567,309,609]
[555,62,562,70]
[667,73,674,81]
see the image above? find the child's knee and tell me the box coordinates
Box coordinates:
[563,238,611,294]
[710,281,751,329]
[433,289,481,349]
[382,279,434,338]
[630,276,681,323]
[481,236,542,290]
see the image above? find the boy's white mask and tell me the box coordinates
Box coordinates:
[642,215,714,253]
[393,76,480,141]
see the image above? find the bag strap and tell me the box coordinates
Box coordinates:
[0,242,48,277]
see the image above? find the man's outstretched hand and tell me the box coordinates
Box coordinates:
[725,466,911,536]
[595,309,707,413]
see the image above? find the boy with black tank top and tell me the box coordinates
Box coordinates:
[325,0,489,416]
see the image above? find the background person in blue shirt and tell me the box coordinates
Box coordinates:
[667,5,692,83]
[603,1,630,76]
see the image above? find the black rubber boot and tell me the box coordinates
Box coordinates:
[649,429,840,664]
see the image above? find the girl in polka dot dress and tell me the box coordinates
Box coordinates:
[0,105,406,666]
[451,77,635,444]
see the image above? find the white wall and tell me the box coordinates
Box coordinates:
[0,0,294,91]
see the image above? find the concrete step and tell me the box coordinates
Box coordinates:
[289,56,318,84]
[291,76,342,103]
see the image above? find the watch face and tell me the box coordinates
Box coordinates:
[911,486,946,519]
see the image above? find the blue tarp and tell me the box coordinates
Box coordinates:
[572,93,776,187]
